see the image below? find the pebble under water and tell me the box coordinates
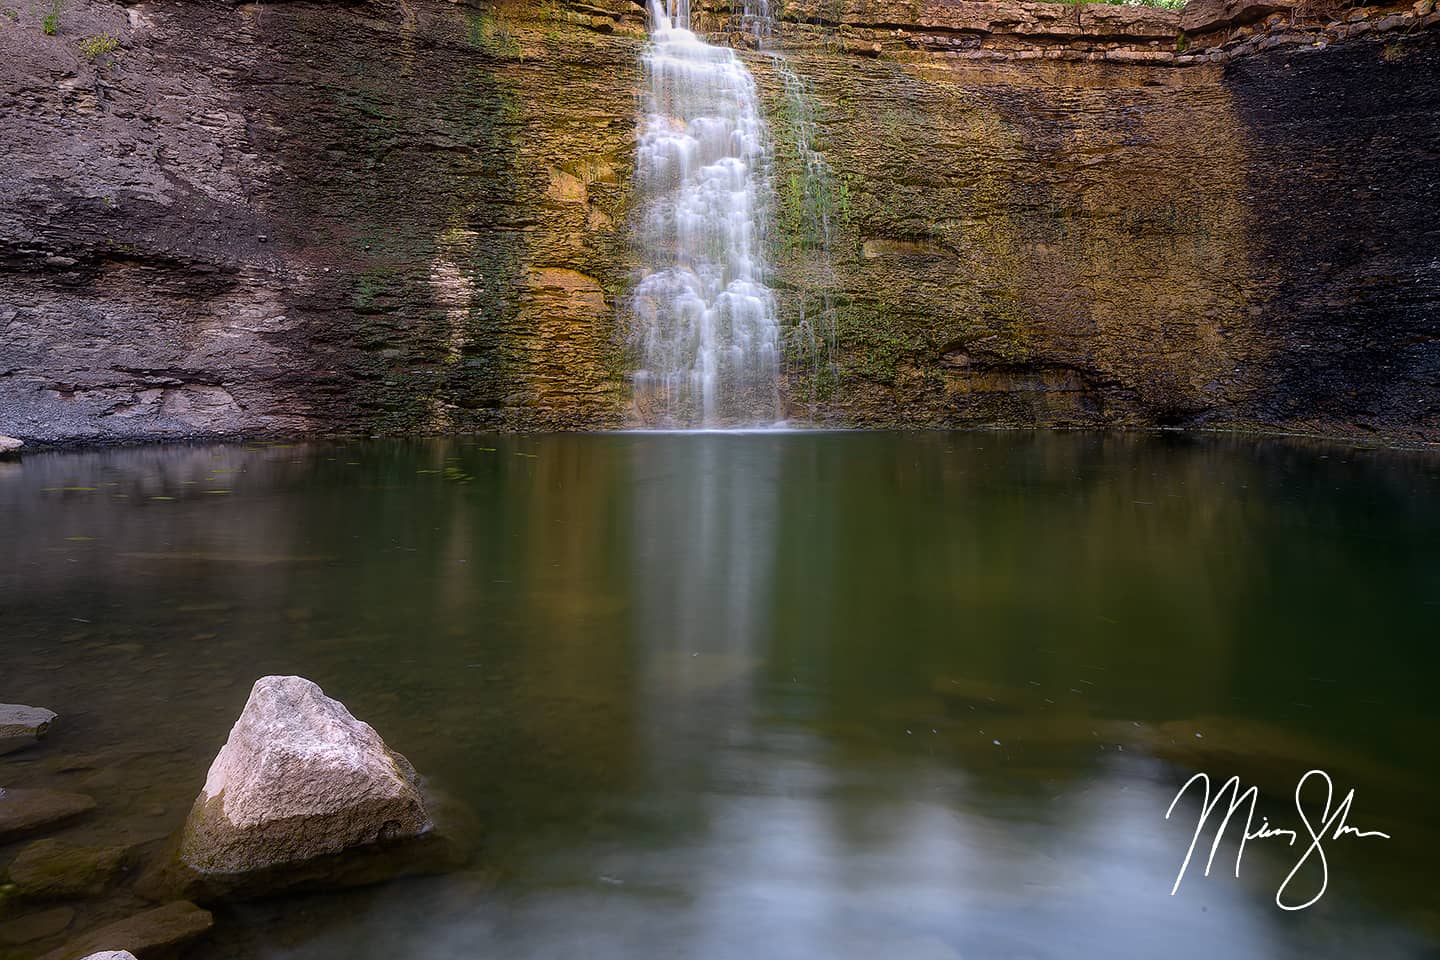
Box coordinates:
[2,432,1438,959]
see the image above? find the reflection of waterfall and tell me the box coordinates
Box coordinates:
[627,436,778,793]
[630,0,781,427]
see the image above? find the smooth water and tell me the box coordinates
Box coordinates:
[2,433,1438,959]
[630,0,780,426]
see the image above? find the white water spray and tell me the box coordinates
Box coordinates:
[630,0,781,427]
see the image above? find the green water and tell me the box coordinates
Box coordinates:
[2,432,1437,958]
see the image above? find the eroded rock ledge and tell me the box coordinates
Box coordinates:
[629,0,1438,64]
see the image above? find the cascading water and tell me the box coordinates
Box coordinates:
[772,66,841,412]
[630,0,781,427]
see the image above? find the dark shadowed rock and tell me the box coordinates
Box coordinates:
[0,789,96,844]
[6,839,132,899]
[37,903,211,960]
[0,703,57,756]
[140,676,461,900]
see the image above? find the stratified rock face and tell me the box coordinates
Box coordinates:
[177,676,430,877]
[0,0,1435,442]
[1222,40,1440,440]
[753,3,1438,439]
[0,0,635,443]
[0,703,57,755]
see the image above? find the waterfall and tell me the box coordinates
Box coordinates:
[630,0,781,428]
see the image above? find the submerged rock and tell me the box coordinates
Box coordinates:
[930,675,1035,713]
[7,839,131,899]
[142,675,455,900]
[1122,715,1411,800]
[0,789,96,844]
[0,907,74,946]
[0,703,58,756]
[38,902,211,960]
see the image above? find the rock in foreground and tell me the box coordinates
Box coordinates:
[0,703,58,756]
[0,436,21,455]
[38,903,211,960]
[144,675,451,900]
[183,675,431,871]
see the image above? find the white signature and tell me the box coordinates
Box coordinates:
[1165,769,1391,910]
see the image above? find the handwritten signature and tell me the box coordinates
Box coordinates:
[1165,769,1391,910]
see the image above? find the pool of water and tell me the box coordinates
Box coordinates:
[2,432,1437,959]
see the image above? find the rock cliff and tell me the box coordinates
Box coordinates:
[1,0,1436,442]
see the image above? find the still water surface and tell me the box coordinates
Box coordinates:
[2,432,1437,959]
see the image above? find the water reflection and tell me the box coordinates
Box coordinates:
[1,433,1437,959]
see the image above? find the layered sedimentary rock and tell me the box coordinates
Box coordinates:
[1,0,636,441]
[0,0,1435,442]
[738,0,1438,438]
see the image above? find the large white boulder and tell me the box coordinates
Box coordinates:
[178,676,431,878]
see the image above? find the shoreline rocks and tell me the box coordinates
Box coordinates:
[0,435,22,455]
[142,675,457,900]
[0,703,58,756]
